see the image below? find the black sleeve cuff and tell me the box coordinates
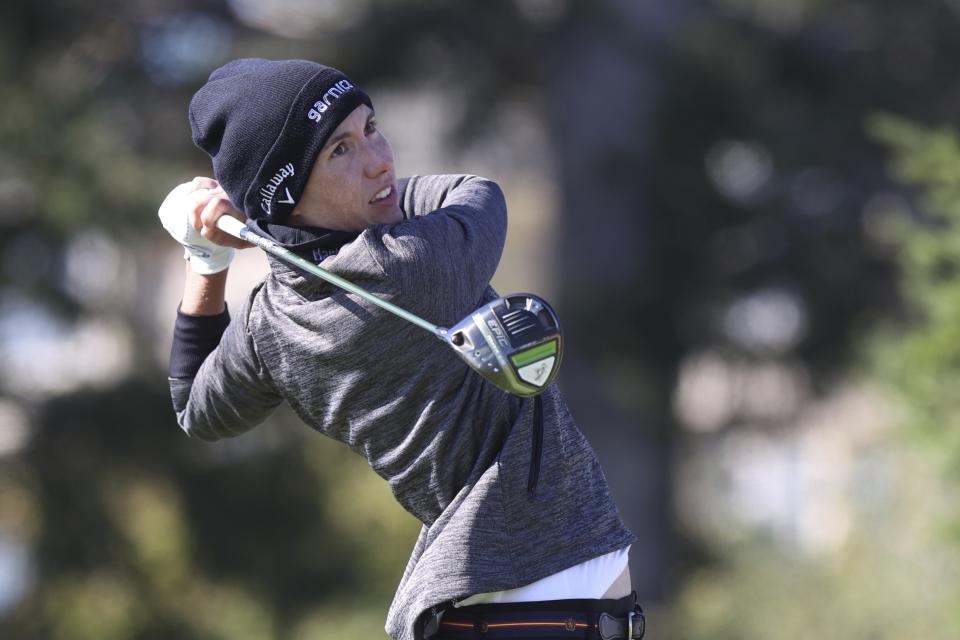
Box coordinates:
[169,305,231,379]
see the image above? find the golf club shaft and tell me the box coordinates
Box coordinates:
[216,216,442,336]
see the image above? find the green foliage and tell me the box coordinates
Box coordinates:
[0,384,419,639]
[669,98,960,640]
[672,437,960,640]
[646,1,960,635]
[867,115,960,458]
[859,117,960,638]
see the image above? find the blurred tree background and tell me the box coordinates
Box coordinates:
[2,0,960,638]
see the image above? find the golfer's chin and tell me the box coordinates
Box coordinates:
[366,203,404,226]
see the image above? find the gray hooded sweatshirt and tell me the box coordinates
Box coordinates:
[168,174,636,639]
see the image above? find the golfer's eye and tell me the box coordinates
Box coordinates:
[365,118,377,135]
[330,142,347,158]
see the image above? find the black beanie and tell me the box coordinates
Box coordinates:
[188,58,372,223]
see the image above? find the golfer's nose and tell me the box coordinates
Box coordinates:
[364,138,393,179]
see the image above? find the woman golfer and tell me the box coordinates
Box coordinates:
[160,58,641,640]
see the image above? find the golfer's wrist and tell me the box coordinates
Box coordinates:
[180,264,228,316]
[183,244,235,275]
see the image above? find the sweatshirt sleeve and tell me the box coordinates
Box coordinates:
[168,285,283,442]
[366,174,507,325]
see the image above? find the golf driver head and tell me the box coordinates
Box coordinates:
[445,293,562,397]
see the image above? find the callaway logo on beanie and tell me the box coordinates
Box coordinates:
[189,58,372,223]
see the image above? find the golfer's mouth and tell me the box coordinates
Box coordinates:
[369,185,395,205]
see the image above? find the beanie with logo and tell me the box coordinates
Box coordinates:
[189,58,372,223]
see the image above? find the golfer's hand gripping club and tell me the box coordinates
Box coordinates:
[215,216,562,396]
[158,181,236,274]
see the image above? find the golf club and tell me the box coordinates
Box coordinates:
[216,216,562,397]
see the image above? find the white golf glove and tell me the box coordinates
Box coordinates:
[158,182,236,275]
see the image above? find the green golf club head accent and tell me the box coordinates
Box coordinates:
[446,294,562,397]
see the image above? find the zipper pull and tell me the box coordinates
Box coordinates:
[527,395,544,494]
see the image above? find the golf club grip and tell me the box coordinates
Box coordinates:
[215,215,247,239]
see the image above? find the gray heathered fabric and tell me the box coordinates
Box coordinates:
[169,174,636,640]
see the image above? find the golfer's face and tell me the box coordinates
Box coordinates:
[292,104,402,230]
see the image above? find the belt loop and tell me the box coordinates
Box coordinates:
[629,602,646,639]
